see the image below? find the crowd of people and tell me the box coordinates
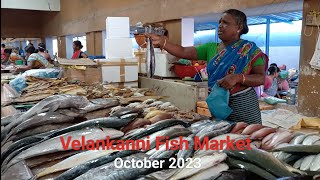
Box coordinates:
[1,40,88,73]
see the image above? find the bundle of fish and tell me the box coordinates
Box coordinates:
[11,76,156,105]
[271,134,320,175]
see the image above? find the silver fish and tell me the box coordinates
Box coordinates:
[141,169,179,180]
[290,134,307,145]
[177,134,195,160]
[302,135,320,145]
[1,113,23,126]
[5,128,124,169]
[186,163,229,180]
[300,155,317,171]
[169,153,227,180]
[74,153,151,180]
[146,33,155,78]
[293,158,304,169]
[310,153,320,171]
[36,149,119,178]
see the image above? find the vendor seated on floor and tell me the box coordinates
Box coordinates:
[3,48,24,65]
[71,40,88,59]
[14,45,52,73]
[262,66,280,97]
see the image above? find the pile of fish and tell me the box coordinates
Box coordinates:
[1,93,320,180]
[11,76,156,105]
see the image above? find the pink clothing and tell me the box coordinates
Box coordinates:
[264,76,273,90]
[278,80,289,91]
[1,48,6,60]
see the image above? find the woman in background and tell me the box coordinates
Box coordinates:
[263,66,280,97]
[71,40,88,59]
[38,43,52,63]
[14,45,51,73]
[3,49,24,65]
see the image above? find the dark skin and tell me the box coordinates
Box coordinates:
[148,13,265,92]
[73,43,88,58]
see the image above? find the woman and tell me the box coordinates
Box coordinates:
[14,45,51,73]
[1,44,6,60]
[149,9,268,124]
[37,43,52,63]
[71,40,88,59]
[263,66,280,97]
[3,48,24,65]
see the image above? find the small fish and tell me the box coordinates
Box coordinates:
[302,135,320,145]
[290,135,307,145]
[230,122,248,134]
[149,113,174,124]
[293,158,304,169]
[310,153,320,171]
[250,127,276,140]
[144,110,165,119]
[121,118,151,134]
[140,169,179,180]
[300,155,316,171]
[241,124,264,135]
[110,107,143,117]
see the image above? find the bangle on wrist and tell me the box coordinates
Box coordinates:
[242,74,246,84]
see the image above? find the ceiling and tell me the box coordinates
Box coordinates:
[190,0,303,31]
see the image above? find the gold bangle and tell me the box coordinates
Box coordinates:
[242,74,246,84]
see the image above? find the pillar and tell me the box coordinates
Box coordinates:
[297,0,320,116]
[181,18,194,46]
[102,30,106,56]
[65,35,73,59]
[163,19,182,45]
[86,31,103,56]
[57,36,66,58]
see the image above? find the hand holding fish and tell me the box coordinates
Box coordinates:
[218,74,241,90]
[146,34,167,49]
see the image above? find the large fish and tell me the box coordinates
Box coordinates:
[189,120,216,134]
[5,112,77,140]
[272,144,320,153]
[186,163,229,180]
[141,125,192,150]
[110,107,143,117]
[6,127,124,169]
[1,95,89,142]
[169,152,227,180]
[226,157,277,180]
[146,35,155,78]
[214,169,249,180]
[74,153,155,180]
[194,133,249,156]
[138,169,179,180]
[54,150,140,180]
[78,98,119,114]
[129,119,191,140]
[290,134,307,145]
[35,149,119,178]
[1,160,33,180]
[223,147,295,177]
[150,136,188,159]
[1,113,22,126]
[196,122,234,143]
[177,134,195,160]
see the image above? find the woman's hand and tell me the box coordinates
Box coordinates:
[146,34,166,48]
[218,74,241,89]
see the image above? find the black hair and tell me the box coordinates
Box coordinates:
[268,66,280,75]
[270,63,278,67]
[1,44,5,48]
[73,40,83,49]
[38,43,46,52]
[223,9,249,35]
[25,45,36,54]
[164,29,169,37]
[4,49,12,54]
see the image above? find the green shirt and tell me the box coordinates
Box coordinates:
[195,42,265,67]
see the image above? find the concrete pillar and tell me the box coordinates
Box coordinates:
[57,36,66,58]
[297,0,320,117]
[86,31,103,56]
[65,35,73,59]
[45,37,54,57]
[163,20,182,45]
[102,30,106,56]
[181,18,194,46]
